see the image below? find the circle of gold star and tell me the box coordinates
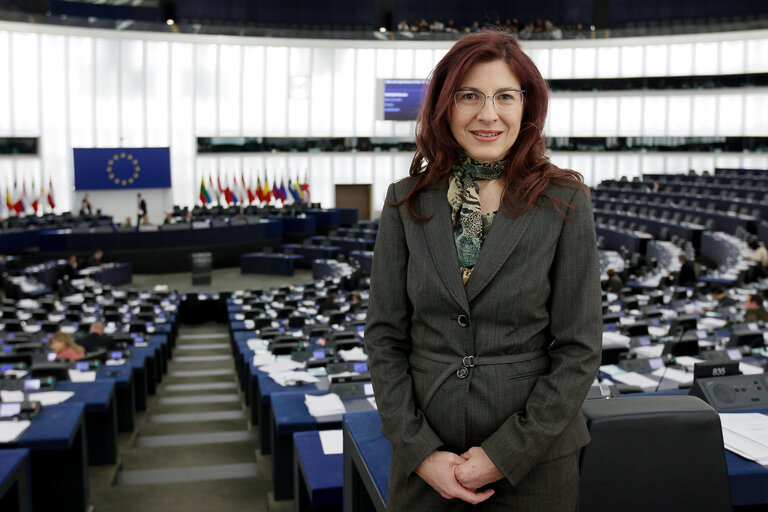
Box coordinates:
[106,152,141,185]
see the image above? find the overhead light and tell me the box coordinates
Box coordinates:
[166,19,175,26]
[379,27,386,32]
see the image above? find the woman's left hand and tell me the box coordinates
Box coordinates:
[454,447,504,490]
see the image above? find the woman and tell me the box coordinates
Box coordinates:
[366,31,602,510]
[48,331,85,362]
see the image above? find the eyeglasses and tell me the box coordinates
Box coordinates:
[454,88,525,113]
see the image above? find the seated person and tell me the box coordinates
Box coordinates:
[709,284,739,311]
[48,331,85,362]
[677,254,696,287]
[85,249,104,268]
[77,321,114,352]
[605,268,623,292]
[744,293,768,324]
[61,254,80,279]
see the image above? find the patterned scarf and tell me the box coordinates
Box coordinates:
[448,153,506,285]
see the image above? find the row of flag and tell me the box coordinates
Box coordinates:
[199,174,310,207]
[3,178,56,215]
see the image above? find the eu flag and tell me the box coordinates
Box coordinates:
[73,147,172,190]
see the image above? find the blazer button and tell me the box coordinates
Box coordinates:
[457,314,469,327]
[456,367,469,379]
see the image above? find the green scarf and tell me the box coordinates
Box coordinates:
[448,153,506,285]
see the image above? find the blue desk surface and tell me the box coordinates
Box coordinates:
[343,410,391,504]
[0,448,29,485]
[294,430,343,507]
[272,391,375,436]
[13,403,85,451]
[96,365,132,387]
[56,380,115,413]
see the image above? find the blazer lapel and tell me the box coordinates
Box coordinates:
[419,186,470,313]
[465,204,538,304]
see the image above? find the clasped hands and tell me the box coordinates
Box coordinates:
[415,446,503,504]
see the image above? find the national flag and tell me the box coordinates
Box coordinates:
[294,176,304,202]
[12,180,26,214]
[5,178,13,211]
[255,176,264,202]
[209,175,219,204]
[263,176,272,204]
[47,178,55,209]
[272,179,280,202]
[229,177,239,205]
[199,176,211,205]
[278,179,288,202]
[30,178,39,214]
[218,176,228,206]
[288,178,301,203]
[301,173,311,203]
[245,174,256,204]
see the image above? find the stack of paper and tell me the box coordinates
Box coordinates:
[338,347,368,362]
[68,370,97,382]
[269,371,319,387]
[252,353,276,366]
[258,359,305,373]
[318,429,344,455]
[305,393,345,417]
[28,391,75,406]
[719,413,768,465]
[0,420,31,443]
[611,372,659,391]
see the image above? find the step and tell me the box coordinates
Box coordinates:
[119,441,257,471]
[135,431,253,448]
[116,463,258,486]
[178,333,229,340]
[163,382,237,392]
[148,410,246,423]
[170,369,234,378]
[138,418,249,436]
[156,394,240,406]
[176,344,230,350]
[173,355,232,362]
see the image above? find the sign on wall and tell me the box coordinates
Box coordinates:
[73,147,172,190]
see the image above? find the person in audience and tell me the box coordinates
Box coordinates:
[749,240,767,277]
[85,249,104,267]
[366,31,601,510]
[77,321,115,352]
[605,268,623,292]
[163,213,174,224]
[744,293,768,324]
[396,20,409,31]
[121,216,133,229]
[677,254,696,287]
[445,19,459,32]
[79,194,93,216]
[429,19,444,32]
[48,331,85,362]
[709,283,739,311]
[63,254,80,279]
[137,192,147,225]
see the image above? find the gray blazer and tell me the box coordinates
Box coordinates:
[365,176,602,509]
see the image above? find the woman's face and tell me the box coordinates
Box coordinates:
[50,339,64,353]
[449,59,524,163]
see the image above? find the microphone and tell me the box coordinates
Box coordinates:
[654,326,689,392]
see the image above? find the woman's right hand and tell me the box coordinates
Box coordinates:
[415,450,495,504]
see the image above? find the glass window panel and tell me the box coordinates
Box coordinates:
[741,155,768,171]
[594,154,618,184]
[308,155,332,207]
[119,40,145,146]
[716,94,743,136]
[10,32,39,136]
[642,95,667,136]
[40,35,68,160]
[242,46,265,136]
[332,48,354,136]
[170,42,195,206]
[714,155,740,169]
[596,47,619,78]
[547,153,570,173]
[332,155,355,183]
[691,95,717,136]
[527,49,550,78]
[195,44,218,136]
[265,46,288,135]
[666,95,691,136]
[719,41,745,75]
[570,155,594,185]
[668,44,693,76]
[0,32,9,134]
[619,46,643,77]
[145,41,169,146]
[546,97,571,137]
[68,36,94,147]
[594,97,618,136]
[218,44,242,136]
[353,154,373,184]
[644,45,668,77]
[689,155,715,174]
[413,49,434,79]
[665,155,689,174]
[550,48,573,79]
[572,97,595,136]
[372,155,395,214]
[310,48,332,136]
[616,154,640,179]
[573,48,596,78]
[95,38,120,147]
[746,39,768,73]
[394,49,413,77]
[288,47,311,137]
[617,97,641,136]
[641,154,665,173]
[355,49,376,136]
[694,42,718,76]
[744,93,768,136]
[374,49,395,137]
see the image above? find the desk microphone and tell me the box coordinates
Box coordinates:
[654,327,689,392]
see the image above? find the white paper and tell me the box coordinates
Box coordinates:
[106,359,126,366]
[720,413,768,465]
[651,367,693,385]
[598,364,625,376]
[630,344,665,359]
[0,390,24,403]
[27,391,74,406]
[367,396,378,409]
[602,331,630,348]
[246,338,268,350]
[647,326,669,337]
[673,356,704,371]
[68,370,97,382]
[305,393,345,417]
[338,347,368,362]
[252,353,276,367]
[699,317,728,329]
[269,371,319,387]
[0,420,31,443]
[318,429,344,455]
[611,372,659,390]
[739,363,765,375]
[259,360,305,373]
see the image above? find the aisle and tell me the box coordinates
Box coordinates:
[90,323,280,511]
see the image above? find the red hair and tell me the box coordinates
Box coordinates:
[399,31,584,220]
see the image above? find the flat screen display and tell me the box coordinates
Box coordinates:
[381,79,427,121]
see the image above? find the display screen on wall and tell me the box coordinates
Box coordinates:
[380,79,427,121]
[73,147,172,190]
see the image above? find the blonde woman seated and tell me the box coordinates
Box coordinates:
[48,332,85,362]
